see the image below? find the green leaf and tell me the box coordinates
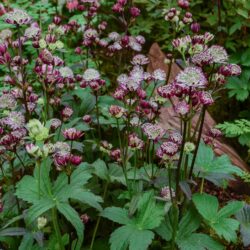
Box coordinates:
[177,209,201,239]
[236,8,249,18]
[0,227,26,237]
[211,218,239,243]
[218,201,244,218]
[57,202,84,250]
[71,190,103,211]
[102,207,132,225]
[135,191,165,230]
[19,233,34,250]
[236,205,250,247]
[193,193,219,221]
[154,217,172,241]
[92,159,109,181]
[27,199,55,224]
[177,233,224,250]
[110,225,154,250]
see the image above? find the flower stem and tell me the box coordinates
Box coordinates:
[95,93,101,140]
[200,178,205,194]
[189,107,206,179]
[52,207,64,250]
[90,182,108,250]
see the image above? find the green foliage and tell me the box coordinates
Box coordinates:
[101,191,165,250]
[193,193,244,243]
[15,159,102,249]
[192,142,243,186]
[236,205,250,247]
[217,119,250,146]
[156,208,223,250]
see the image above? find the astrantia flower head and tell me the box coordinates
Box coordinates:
[160,186,175,200]
[152,69,166,81]
[198,91,214,106]
[109,105,125,118]
[54,141,70,155]
[142,123,165,141]
[63,128,83,140]
[4,9,31,25]
[59,66,74,79]
[172,35,191,53]
[174,101,190,115]
[110,148,121,162]
[24,26,40,39]
[129,66,144,84]
[191,50,213,67]
[208,45,228,64]
[176,66,207,88]
[219,64,241,77]
[158,141,179,157]
[168,131,182,145]
[131,54,149,65]
[0,93,16,110]
[1,111,25,130]
[27,119,49,141]
[184,142,195,153]
[128,133,144,150]
[62,106,73,120]
[50,118,62,130]
[157,84,176,99]
[83,68,100,82]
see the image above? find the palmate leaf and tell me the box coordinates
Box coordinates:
[235,205,250,247]
[57,202,84,250]
[193,142,243,186]
[193,193,243,243]
[135,191,165,230]
[177,233,224,250]
[103,191,164,250]
[101,207,132,225]
[110,225,154,250]
[27,199,55,225]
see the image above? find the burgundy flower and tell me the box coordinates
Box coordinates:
[130,7,140,17]
[174,101,190,115]
[80,213,90,224]
[63,128,84,140]
[128,133,144,150]
[70,155,82,166]
[178,0,189,9]
[62,106,73,120]
[110,148,121,162]
[198,91,214,106]
[191,22,200,33]
[219,64,241,77]
[82,115,92,124]
[109,105,125,118]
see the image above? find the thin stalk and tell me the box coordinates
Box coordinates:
[90,182,109,250]
[52,207,64,250]
[36,160,41,200]
[10,160,20,213]
[189,107,206,179]
[14,151,25,169]
[175,119,187,201]
[168,166,174,203]
[200,178,205,194]
[95,93,101,140]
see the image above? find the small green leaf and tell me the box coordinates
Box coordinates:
[102,207,132,225]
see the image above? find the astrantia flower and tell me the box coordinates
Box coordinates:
[160,141,179,156]
[184,142,195,153]
[168,131,182,145]
[208,128,222,138]
[191,50,213,67]
[109,105,125,118]
[142,123,165,141]
[26,143,41,157]
[59,66,74,79]
[63,128,83,140]
[174,101,190,115]
[0,93,16,109]
[157,84,176,99]
[27,119,49,141]
[131,54,149,65]
[50,118,62,130]
[172,35,191,52]
[219,64,241,77]
[152,69,166,81]
[128,133,144,149]
[83,68,100,82]
[198,91,214,106]
[108,32,120,41]
[176,66,207,88]
[82,115,92,124]
[4,9,31,25]
[208,45,228,64]
[84,28,98,40]
[54,141,70,155]
[110,149,121,162]
[1,111,25,130]
[24,26,40,39]
[62,106,73,120]
[160,186,175,200]
[130,66,144,83]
